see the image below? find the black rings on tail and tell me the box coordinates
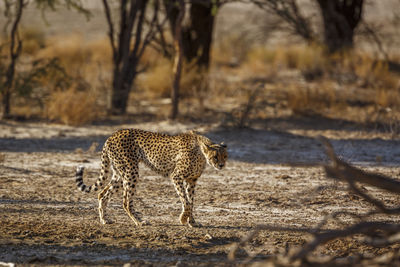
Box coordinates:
[75,166,96,193]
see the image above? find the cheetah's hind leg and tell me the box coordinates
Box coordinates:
[98,177,121,224]
[122,176,149,226]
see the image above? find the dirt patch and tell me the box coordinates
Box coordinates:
[1,120,400,265]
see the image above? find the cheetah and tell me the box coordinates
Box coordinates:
[75,129,227,227]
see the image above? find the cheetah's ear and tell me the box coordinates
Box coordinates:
[220,142,227,148]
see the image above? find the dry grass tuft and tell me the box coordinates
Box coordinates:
[4,33,110,123]
[37,34,112,83]
[353,55,398,89]
[212,33,253,67]
[137,57,173,97]
[137,54,210,103]
[4,27,399,128]
[46,86,99,126]
[376,88,400,108]
[286,82,337,116]
[20,27,46,55]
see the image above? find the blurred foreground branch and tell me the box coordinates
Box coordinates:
[229,136,400,265]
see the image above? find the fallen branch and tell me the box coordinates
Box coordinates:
[319,136,400,194]
[292,221,400,261]
[229,136,400,265]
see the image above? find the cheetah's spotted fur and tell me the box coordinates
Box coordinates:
[75,129,227,227]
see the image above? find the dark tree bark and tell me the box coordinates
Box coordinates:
[316,0,364,53]
[251,0,364,54]
[2,0,24,119]
[170,0,185,119]
[103,0,160,115]
[164,0,217,69]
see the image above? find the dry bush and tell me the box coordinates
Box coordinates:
[137,57,173,97]
[136,48,175,98]
[6,34,112,120]
[245,46,277,67]
[20,27,46,55]
[287,82,337,116]
[137,54,210,103]
[376,88,400,108]
[240,44,400,122]
[246,45,325,70]
[46,86,99,126]
[241,45,326,81]
[37,34,112,84]
[180,64,210,100]
[356,57,398,89]
[38,34,89,69]
[274,46,306,69]
[212,33,254,67]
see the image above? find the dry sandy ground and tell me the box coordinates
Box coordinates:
[1,120,400,266]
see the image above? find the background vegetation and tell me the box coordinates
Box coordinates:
[0,0,399,131]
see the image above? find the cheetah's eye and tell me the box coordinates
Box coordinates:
[214,156,218,161]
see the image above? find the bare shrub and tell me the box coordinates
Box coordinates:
[46,86,99,126]
[222,83,266,128]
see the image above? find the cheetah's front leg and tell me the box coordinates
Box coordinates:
[185,179,201,228]
[171,175,193,226]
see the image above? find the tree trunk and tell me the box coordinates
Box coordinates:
[2,91,11,118]
[109,61,138,115]
[103,0,152,115]
[110,73,136,115]
[170,0,185,120]
[165,0,216,69]
[184,2,215,68]
[1,0,23,119]
[316,0,363,53]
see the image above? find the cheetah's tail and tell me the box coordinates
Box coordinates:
[76,148,110,193]
[76,166,94,193]
[76,166,105,193]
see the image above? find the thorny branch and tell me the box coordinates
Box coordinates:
[229,136,400,265]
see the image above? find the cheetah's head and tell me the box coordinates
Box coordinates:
[203,142,228,170]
